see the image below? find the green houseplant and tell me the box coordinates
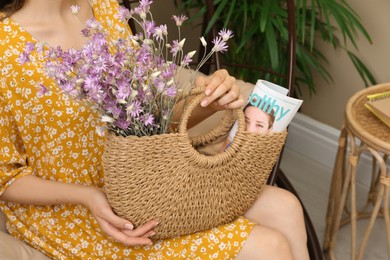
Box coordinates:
[176,0,376,96]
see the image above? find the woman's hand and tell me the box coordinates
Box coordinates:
[85,187,158,246]
[0,175,157,246]
[196,69,245,111]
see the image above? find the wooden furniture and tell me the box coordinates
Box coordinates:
[323,83,390,259]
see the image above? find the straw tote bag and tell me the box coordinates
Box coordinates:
[102,90,287,240]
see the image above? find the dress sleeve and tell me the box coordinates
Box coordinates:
[0,92,33,196]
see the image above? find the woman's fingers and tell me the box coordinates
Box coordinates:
[99,218,158,246]
[98,218,153,246]
[224,94,245,109]
[87,188,158,246]
[100,206,135,230]
[195,69,243,110]
[99,209,158,243]
[204,69,229,95]
[122,220,159,237]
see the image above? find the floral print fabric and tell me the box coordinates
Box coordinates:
[0,0,255,259]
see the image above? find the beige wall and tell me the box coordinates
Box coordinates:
[147,1,390,129]
[300,0,390,129]
[150,1,202,61]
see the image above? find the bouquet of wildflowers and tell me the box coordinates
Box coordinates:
[20,0,233,137]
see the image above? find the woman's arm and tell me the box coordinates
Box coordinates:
[0,175,157,246]
[0,175,91,206]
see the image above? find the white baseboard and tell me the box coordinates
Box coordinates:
[285,113,379,187]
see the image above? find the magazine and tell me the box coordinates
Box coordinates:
[227,79,303,141]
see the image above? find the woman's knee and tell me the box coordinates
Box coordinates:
[277,187,304,218]
[245,186,304,223]
[235,225,293,260]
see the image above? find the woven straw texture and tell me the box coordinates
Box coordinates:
[102,92,287,240]
[346,83,390,154]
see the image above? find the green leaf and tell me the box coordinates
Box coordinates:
[309,0,316,50]
[316,0,334,43]
[204,0,228,34]
[223,0,236,28]
[236,25,258,52]
[347,51,377,86]
[260,0,272,32]
[265,22,279,70]
[300,0,307,44]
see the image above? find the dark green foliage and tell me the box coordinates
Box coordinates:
[178,0,376,95]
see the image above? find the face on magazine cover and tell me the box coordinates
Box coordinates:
[244,105,275,134]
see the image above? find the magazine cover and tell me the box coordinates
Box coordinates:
[227,79,303,141]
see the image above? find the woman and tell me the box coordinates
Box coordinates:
[243,105,275,134]
[0,0,309,259]
[221,104,275,151]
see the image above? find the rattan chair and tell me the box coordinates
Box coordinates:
[196,1,323,259]
[122,1,323,259]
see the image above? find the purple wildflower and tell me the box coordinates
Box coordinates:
[62,48,81,65]
[35,42,45,53]
[59,81,76,93]
[153,78,165,92]
[116,6,131,20]
[212,37,228,53]
[84,76,100,94]
[142,113,154,126]
[92,32,108,46]
[93,56,109,74]
[154,25,167,40]
[85,19,102,30]
[82,42,95,60]
[117,82,131,100]
[115,118,131,130]
[114,52,126,66]
[165,85,176,98]
[161,63,177,79]
[107,104,122,118]
[172,15,187,27]
[70,5,80,15]
[133,65,147,81]
[139,0,153,8]
[181,52,194,66]
[22,1,232,137]
[25,42,35,53]
[170,40,181,55]
[144,21,155,38]
[136,45,151,64]
[81,28,91,37]
[218,28,234,41]
[128,101,142,118]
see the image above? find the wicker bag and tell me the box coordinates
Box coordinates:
[102,91,287,240]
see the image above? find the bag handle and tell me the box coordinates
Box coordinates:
[181,87,239,147]
[178,88,246,167]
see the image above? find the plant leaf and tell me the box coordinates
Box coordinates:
[347,51,377,86]
[265,22,279,69]
[260,0,272,32]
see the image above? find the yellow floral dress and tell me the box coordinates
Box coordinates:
[0,0,255,259]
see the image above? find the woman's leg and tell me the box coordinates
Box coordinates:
[235,225,293,260]
[244,185,310,260]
